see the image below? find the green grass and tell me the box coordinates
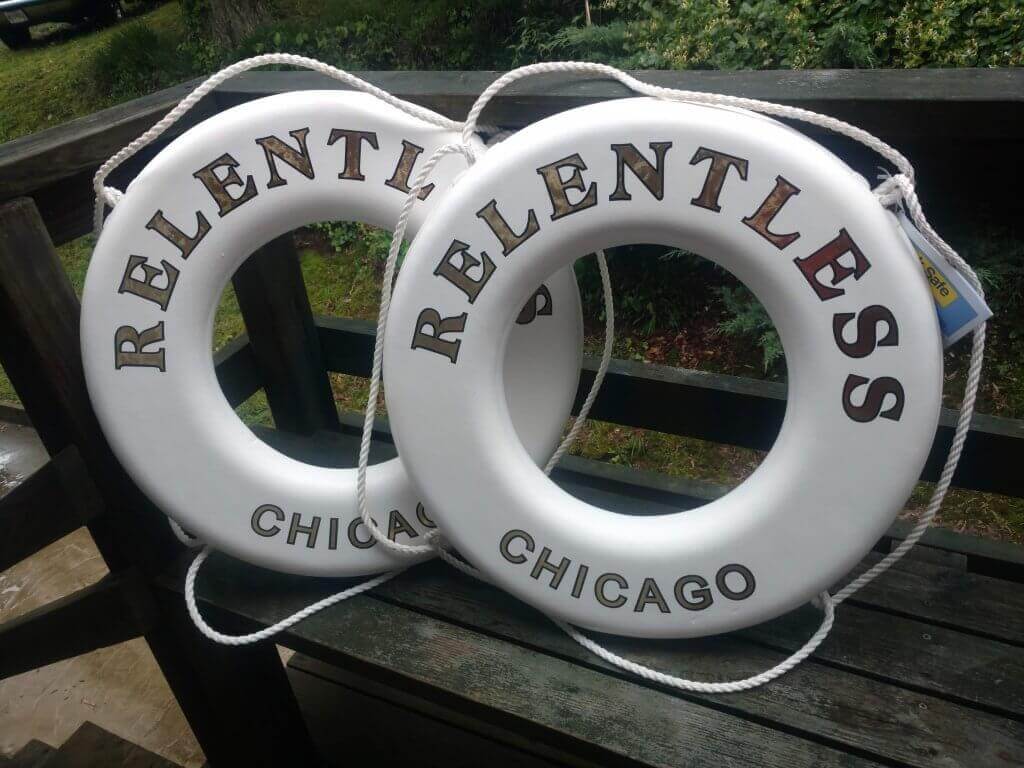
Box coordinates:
[0,1,186,143]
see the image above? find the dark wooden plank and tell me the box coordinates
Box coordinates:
[882,520,1024,582]
[0,446,102,571]
[367,563,1023,768]
[743,603,1024,721]
[252,419,1024,637]
[215,70,1024,231]
[842,553,1024,646]
[0,570,155,680]
[313,318,1024,498]
[288,655,566,768]
[167,557,882,768]
[214,69,1024,139]
[0,79,214,245]
[232,234,339,434]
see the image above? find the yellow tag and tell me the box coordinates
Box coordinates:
[915,251,958,308]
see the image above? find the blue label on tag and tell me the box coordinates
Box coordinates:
[896,210,991,347]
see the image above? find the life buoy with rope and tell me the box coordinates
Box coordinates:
[80,89,584,577]
[383,96,944,638]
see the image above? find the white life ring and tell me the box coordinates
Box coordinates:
[383,97,943,638]
[80,90,583,577]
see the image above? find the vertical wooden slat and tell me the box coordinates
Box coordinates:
[232,233,340,434]
[0,198,319,767]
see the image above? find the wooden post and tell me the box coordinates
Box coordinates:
[0,198,319,767]
[232,233,341,434]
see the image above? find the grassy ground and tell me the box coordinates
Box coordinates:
[0,1,184,143]
[4,230,1020,543]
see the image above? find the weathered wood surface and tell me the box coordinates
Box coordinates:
[0,446,100,572]
[163,546,1024,768]
[167,563,883,768]
[152,423,1024,767]
[232,234,340,434]
[0,570,155,680]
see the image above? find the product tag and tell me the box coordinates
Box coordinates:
[897,209,992,347]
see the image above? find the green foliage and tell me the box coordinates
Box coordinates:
[179,0,211,39]
[231,0,577,70]
[715,285,784,372]
[539,0,1024,70]
[90,22,198,101]
[312,221,403,277]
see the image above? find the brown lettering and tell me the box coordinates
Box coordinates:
[689,146,749,212]
[193,153,257,217]
[536,153,598,220]
[475,199,539,256]
[411,308,467,363]
[434,240,496,303]
[255,128,315,188]
[118,255,179,311]
[327,129,379,180]
[742,175,801,249]
[114,322,166,371]
[384,139,435,200]
[609,141,673,201]
[795,228,870,302]
[145,210,210,260]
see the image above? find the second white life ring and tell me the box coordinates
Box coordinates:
[382,97,943,638]
[80,90,584,576]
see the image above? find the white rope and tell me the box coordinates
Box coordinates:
[168,518,202,549]
[184,547,400,645]
[91,54,462,235]
[446,62,986,693]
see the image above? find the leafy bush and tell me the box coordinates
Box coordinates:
[538,0,1024,70]
[91,23,198,101]
[312,222,403,276]
[715,285,784,372]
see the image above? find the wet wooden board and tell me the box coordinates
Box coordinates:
[165,559,881,768]
[366,563,1022,768]
[161,547,1024,768]
[842,553,1024,646]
